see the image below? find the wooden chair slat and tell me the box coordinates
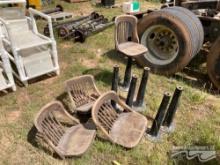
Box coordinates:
[92,91,148,148]
[65,75,101,113]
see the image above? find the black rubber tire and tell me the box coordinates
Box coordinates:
[207,37,220,89]
[137,7,204,75]
[163,6,204,55]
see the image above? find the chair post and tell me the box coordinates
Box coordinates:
[126,75,137,107]
[111,65,119,108]
[120,57,132,91]
[133,67,150,111]
[147,92,171,141]
[111,64,119,93]
[162,86,183,132]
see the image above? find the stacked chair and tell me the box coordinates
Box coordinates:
[0,35,16,91]
[0,0,59,89]
[65,75,101,114]
[34,75,149,159]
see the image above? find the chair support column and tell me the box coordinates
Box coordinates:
[111,65,119,108]
[162,86,183,130]
[126,75,137,107]
[111,65,119,93]
[133,67,150,110]
[121,57,132,91]
[148,92,171,138]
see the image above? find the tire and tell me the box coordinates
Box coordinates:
[137,7,204,75]
[207,37,220,89]
[163,6,204,55]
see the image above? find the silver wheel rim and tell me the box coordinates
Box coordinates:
[141,25,179,65]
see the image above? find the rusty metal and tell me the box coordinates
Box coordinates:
[43,5,63,14]
[73,19,114,42]
[51,13,114,42]
[207,37,220,88]
[43,12,100,36]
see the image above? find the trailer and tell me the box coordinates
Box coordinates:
[133,0,220,89]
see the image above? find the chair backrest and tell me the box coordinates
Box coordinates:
[0,6,25,20]
[92,91,120,136]
[65,75,100,107]
[34,101,73,146]
[0,0,26,20]
[115,15,139,50]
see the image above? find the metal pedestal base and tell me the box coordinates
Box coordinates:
[145,132,163,143]
[132,102,147,112]
[161,123,175,134]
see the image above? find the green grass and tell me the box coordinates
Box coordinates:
[0,0,220,164]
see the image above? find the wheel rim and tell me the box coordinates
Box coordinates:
[58,27,69,37]
[141,25,179,65]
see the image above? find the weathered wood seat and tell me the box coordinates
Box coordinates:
[115,15,148,58]
[117,42,147,57]
[92,91,147,148]
[34,101,96,159]
[65,75,101,113]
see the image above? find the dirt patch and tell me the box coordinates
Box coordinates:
[41,75,58,86]
[182,95,219,126]
[17,90,31,106]
[6,111,21,123]
[60,42,72,49]
[60,61,69,70]
[0,131,14,158]
[80,58,98,68]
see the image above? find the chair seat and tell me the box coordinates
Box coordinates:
[76,101,95,113]
[13,31,51,50]
[109,112,147,148]
[118,42,148,57]
[57,124,96,156]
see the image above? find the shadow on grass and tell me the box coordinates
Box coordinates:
[0,88,14,97]
[12,72,57,88]
[27,125,64,159]
[104,49,127,65]
[27,125,39,148]
[172,68,219,95]
[83,67,113,86]
[56,92,92,123]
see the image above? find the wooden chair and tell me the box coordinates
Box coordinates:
[34,101,96,159]
[92,91,147,148]
[65,75,101,114]
[115,15,147,58]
